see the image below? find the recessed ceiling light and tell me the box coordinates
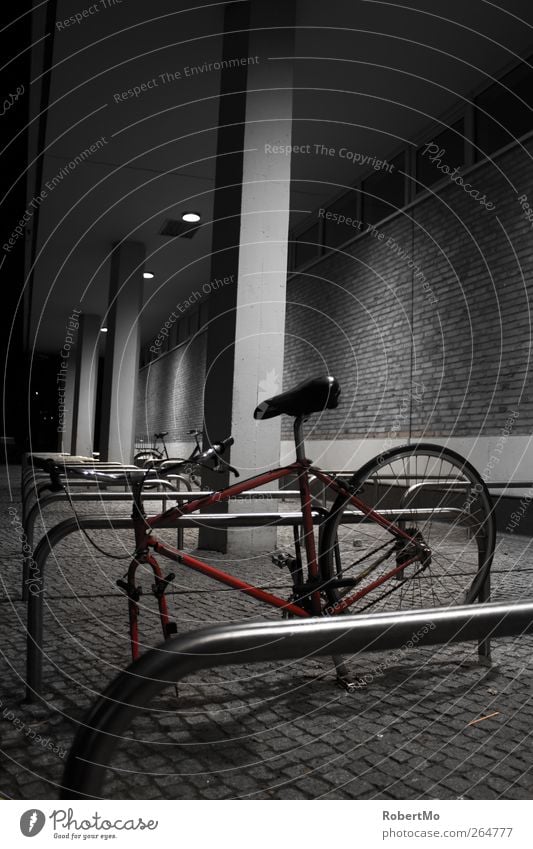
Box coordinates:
[100,327,108,333]
[143,271,154,279]
[182,212,201,223]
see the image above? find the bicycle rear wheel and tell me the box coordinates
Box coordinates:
[319,444,495,615]
[134,450,163,468]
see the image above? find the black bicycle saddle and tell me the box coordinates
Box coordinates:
[254,375,341,420]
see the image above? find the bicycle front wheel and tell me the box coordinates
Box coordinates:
[319,443,495,615]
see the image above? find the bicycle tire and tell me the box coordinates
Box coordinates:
[133,449,163,468]
[319,443,496,616]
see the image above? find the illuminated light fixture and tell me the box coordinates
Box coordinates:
[100,327,108,333]
[182,212,201,223]
[143,271,155,279]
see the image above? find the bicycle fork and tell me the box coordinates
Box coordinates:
[117,479,178,661]
[118,553,177,662]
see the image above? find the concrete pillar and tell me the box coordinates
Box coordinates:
[200,0,294,552]
[56,308,82,454]
[57,351,77,454]
[99,242,144,463]
[70,314,101,458]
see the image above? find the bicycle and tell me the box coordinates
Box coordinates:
[134,428,204,486]
[47,375,495,688]
[134,431,170,466]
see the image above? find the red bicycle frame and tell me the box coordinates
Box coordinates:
[125,449,423,660]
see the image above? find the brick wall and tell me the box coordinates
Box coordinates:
[283,137,533,441]
[135,331,206,447]
[283,213,413,439]
[138,138,533,450]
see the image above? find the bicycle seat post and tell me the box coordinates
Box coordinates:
[293,415,308,463]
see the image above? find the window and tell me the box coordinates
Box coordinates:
[361,153,406,226]
[475,58,533,159]
[416,119,465,193]
[323,190,361,250]
[294,223,320,268]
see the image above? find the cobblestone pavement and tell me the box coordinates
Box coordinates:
[0,466,531,800]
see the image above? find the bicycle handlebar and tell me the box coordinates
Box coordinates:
[159,436,239,478]
[199,436,234,463]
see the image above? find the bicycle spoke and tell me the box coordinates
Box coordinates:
[321,444,494,617]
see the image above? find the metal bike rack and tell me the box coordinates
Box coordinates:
[20,487,303,599]
[21,484,186,599]
[60,599,533,799]
[21,459,141,525]
[24,504,486,700]
[21,454,192,517]
[19,455,497,704]
[24,510,325,700]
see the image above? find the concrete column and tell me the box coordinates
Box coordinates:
[57,353,77,454]
[227,6,294,552]
[99,242,144,463]
[56,309,82,454]
[200,0,294,552]
[70,314,101,458]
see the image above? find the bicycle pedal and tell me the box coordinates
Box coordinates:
[164,622,178,637]
[271,551,292,568]
[271,551,284,566]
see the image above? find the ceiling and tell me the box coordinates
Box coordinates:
[26,0,533,349]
